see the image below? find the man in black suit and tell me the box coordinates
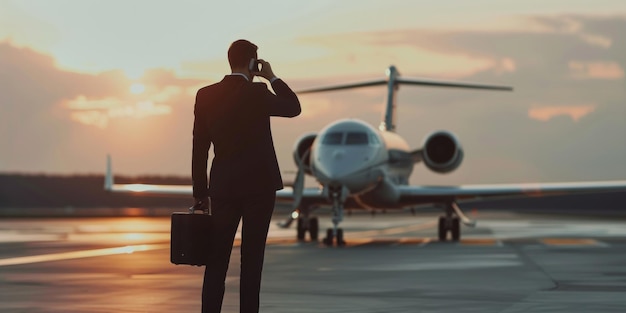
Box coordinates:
[192,39,301,313]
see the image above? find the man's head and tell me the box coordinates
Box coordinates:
[228,39,258,71]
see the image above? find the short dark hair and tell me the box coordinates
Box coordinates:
[228,39,258,70]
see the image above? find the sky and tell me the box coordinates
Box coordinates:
[1,0,625,186]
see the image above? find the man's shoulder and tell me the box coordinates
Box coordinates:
[195,77,268,100]
[197,80,223,94]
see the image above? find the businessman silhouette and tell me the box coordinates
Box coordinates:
[192,39,301,313]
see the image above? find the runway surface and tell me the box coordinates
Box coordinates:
[1,211,626,312]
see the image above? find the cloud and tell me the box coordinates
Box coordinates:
[494,58,517,75]
[62,81,187,129]
[290,34,502,80]
[65,96,125,110]
[528,104,596,122]
[580,33,612,49]
[65,96,173,128]
[0,41,202,174]
[70,110,108,129]
[111,101,172,118]
[529,15,613,48]
[62,91,176,129]
[569,61,624,79]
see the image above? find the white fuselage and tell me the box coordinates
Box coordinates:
[309,119,414,208]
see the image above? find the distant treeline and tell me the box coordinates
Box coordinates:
[0,173,190,208]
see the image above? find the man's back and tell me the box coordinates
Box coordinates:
[192,75,300,198]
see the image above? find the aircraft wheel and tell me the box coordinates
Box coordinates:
[323,228,334,246]
[438,216,447,242]
[336,228,345,246]
[309,218,319,241]
[451,217,461,241]
[296,218,306,241]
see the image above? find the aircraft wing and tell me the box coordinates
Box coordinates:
[106,183,324,197]
[397,180,626,205]
[276,186,326,204]
[107,183,193,195]
[105,156,326,203]
[106,183,327,206]
[105,156,326,201]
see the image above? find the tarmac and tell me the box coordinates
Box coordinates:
[1,211,626,312]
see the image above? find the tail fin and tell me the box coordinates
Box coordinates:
[296,66,513,132]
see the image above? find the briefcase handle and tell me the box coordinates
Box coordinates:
[189,198,212,215]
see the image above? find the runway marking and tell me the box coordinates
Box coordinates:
[345,238,376,247]
[0,236,612,267]
[346,220,438,238]
[541,238,605,246]
[265,238,300,246]
[0,243,169,267]
[459,238,501,246]
[0,231,62,243]
[1,236,602,266]
[397,237,432,246]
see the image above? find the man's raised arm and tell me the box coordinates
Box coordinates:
[253,59,301,117]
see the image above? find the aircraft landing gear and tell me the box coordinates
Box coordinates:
[295,206,319,242]
[296,216,319,241]
[438,202,460,242]
[323,228,344,246]
[438,201,476,242]
[438,215,460,241]
[323,185,347,246]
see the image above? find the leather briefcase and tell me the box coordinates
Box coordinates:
[170,205,212,266]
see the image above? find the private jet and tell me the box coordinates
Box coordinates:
[105,65,626,246]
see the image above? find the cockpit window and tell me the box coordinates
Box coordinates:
[322,132,343,145]
[346,132,369,145]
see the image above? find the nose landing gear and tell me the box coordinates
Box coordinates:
[322,185,348,246]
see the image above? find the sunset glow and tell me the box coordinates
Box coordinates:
[1,0,625,184]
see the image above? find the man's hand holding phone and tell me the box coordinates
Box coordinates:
[252,59,277,81]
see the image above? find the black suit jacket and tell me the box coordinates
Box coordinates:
[192,75,301,198]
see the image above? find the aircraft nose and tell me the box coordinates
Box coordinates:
[315,148,371,182]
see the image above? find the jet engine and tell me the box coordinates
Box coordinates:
[292,133,317,175]
[422,131,464,173]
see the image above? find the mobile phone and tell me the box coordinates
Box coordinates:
[249,58,261,72]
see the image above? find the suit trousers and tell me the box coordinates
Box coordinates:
[202,192,276,313]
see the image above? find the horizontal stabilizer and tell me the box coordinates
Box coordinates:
[295,66,513,132]
[296,78,512,95]
[297,79,387,94]
[397,78,513,91]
